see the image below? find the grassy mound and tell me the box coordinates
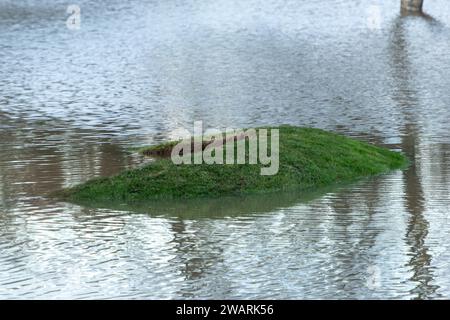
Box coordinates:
[58,126,407,203]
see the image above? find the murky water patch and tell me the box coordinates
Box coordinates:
[1,0,450,299]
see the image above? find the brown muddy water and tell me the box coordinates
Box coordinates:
[1,0,450,299]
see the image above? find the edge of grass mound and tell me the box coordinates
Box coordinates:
[57,126,408,203]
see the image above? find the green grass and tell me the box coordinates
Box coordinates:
[57,126,408,203]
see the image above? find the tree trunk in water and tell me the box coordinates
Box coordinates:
[401,0,424,13]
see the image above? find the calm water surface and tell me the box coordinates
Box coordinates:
[1,0,450,299]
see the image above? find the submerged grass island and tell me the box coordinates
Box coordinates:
[59,126,407,203]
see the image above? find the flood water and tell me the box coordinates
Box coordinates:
[1,0,450,299]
